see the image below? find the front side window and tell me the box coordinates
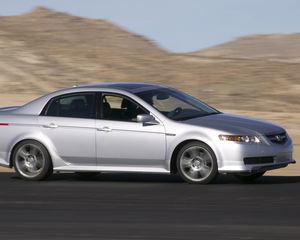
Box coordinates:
[136,88,220,121]
[44,92,96,119]
[102,94,148,122]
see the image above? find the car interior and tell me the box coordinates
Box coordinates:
[102,95,147,122]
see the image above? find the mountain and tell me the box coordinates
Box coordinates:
[194,34,300,62]
[0,7,169,93]
[0,7,299,114]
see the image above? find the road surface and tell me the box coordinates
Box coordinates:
[0,172,299,239]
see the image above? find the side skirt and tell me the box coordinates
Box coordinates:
[53,165,170,174]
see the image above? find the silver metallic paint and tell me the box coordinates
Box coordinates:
[0,83,295,174]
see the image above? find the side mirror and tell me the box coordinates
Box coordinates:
[137,114,158,125]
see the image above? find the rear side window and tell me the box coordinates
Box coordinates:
[43,93,96,119]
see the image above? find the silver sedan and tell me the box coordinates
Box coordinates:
[0,83,295,183]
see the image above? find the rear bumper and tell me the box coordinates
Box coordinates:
[0,153,10,168]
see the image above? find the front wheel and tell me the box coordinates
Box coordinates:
[177,141,218,184]
[13,140,53,181]
[233,172,265,182]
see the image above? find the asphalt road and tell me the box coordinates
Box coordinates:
[0,172,300,240]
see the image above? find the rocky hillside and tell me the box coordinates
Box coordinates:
[0,7,299,113]
[194,34,300,62]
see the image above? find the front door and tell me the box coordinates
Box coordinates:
[96,93,166,169]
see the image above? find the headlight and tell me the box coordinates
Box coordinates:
[219,135,261,144]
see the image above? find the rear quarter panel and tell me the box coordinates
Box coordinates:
[0,114,40,166]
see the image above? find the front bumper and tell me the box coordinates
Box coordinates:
[219,159,296,173]
[217,137,295,173]
[249,160,296,173]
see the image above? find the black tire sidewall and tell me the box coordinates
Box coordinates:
[176,141,218,184]
[13,140,52,181]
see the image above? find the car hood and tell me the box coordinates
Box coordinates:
[183,113,285,135]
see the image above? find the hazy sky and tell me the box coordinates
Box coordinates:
[0,0,299,52]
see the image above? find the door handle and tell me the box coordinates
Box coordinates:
[97,126,112,132]
[43,123,58,129]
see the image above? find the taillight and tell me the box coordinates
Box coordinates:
[0,123,9,126]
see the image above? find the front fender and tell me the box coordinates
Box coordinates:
[165,129,223,171]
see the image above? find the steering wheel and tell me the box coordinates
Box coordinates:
[168,107,182,118]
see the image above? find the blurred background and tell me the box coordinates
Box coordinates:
[0,0,299,174]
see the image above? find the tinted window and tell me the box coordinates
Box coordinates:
[45,93,96,119]
[136,88,220,121]
[102,94,148,122]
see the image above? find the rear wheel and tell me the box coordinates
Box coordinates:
[177,141,218,184]
[13,140,53,181]
[233,171,265,182]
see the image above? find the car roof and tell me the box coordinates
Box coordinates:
[73,82,165,94]
[14,82,168,115]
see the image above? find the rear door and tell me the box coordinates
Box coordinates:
[96,93,166,169]
[38,92,97,166]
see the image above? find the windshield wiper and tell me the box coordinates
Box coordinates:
[203,112,222,117]
[176,112,222,121]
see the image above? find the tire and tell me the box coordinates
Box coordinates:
[12,140,53,181]
[233,172,265,183]
[177,141,218,184]
[75,172,100,179]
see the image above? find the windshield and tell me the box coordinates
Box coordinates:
[136,88,221,121]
